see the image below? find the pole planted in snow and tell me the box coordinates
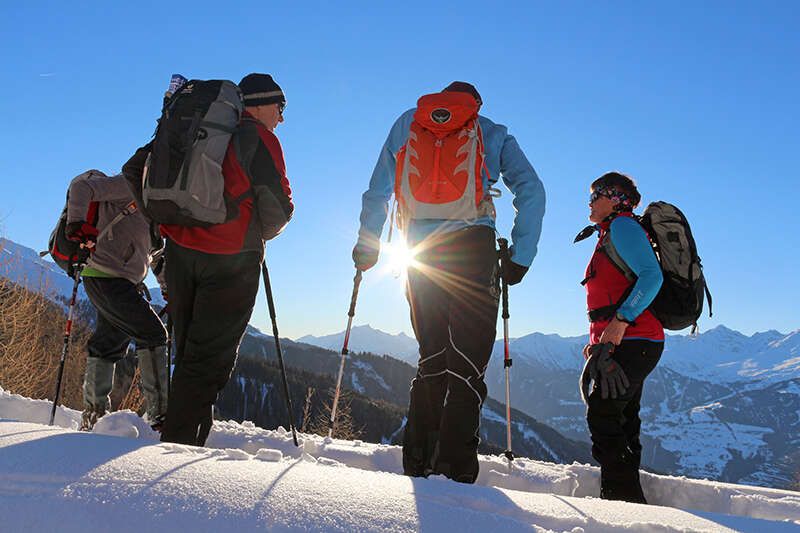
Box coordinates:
[497,238,514,469]
[49,259,86,426]
[261,260,298,447]
[329,270,362,438]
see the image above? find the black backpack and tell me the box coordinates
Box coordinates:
[139,79,244,226]
[601,202,712,332]
[45,195,98,277]
[575,202,712,333]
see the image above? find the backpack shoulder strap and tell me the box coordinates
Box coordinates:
[599,229,637,282]
[228,118,259,204]
[96,200,137,242]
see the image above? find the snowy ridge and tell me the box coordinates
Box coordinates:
[1,387,799,532]
[297,322,800,383]
[0,237,81,300]
[298,324,420,363]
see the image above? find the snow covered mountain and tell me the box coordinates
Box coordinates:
[0,237,164,306]
[298,325,420,363]
[299,323,800,489]
[3,237,799,489]
[231,328,592,465]
[0,237,81,300]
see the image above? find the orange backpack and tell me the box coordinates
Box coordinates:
[394,91,494,224]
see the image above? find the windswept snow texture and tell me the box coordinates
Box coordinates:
[1,389,798,532]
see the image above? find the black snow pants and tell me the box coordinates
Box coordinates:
[402,226,500,484]
[84,276,167,361]
[83,277,167,409]
[160,240,261,446]
[586,339,663,503]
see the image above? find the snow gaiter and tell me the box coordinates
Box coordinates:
[83,356,115,411]
[137,345,169,424]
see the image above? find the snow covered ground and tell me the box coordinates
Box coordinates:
[1,388,799,532]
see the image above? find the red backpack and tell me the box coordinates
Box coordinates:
[394,91,493,224]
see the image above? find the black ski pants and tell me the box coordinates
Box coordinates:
[160,240,261,446]
[84,277,167,361]
[402,226,500,484]
[586,339,663,503]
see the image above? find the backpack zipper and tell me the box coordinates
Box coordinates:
[431,139,443,198]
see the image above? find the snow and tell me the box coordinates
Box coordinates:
[351,359,391,391]
[1,388,799,531]
[646,406,773,479]
[350,371,365,394]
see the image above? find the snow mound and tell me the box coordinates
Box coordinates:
[1,387,799,531]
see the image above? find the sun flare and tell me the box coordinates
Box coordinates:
[384,240,418,278]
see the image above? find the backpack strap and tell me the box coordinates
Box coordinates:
[599,232,637,282]
[227,117,259,204]
[97,201,137,242]
[704,277,713,318]
[587,219,638,323]
[587,285,635,325]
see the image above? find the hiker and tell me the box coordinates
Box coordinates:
[64,170,168,431]
[123,73,294,446]
[580,171,664,503]
[353,82,545,483]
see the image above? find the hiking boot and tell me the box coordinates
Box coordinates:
[143,413,166,433]
[80,406,106,431]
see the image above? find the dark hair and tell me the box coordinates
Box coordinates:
[591,171,641,210]
[442,81,482,105]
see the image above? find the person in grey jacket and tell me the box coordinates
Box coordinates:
[65,169,168,431]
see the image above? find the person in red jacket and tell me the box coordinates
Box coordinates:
[124,73,294,446]
[580,171,663,503]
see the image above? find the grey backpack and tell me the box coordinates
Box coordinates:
[140,79,244,226]
[603,201,712,332]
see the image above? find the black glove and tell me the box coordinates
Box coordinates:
[352,240,379,272]
[502,259,528,286]
[65,221,99,246]
[580,343,630,402]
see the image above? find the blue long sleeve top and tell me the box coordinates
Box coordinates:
[608,216,664,321]
[357,109,546,267]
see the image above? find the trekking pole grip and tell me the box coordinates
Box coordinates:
[497,238,510,320]
[348,271,362,318]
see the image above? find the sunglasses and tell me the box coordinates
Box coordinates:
[589,189,612,204]
[278,102,286,115]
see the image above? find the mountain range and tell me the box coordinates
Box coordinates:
[2,236,798,489]
[0,237,592,468]
[302,323,800,489]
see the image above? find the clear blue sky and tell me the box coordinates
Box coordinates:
[1,1,797,340]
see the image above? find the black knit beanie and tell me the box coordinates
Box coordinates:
[239,73,285,107]
[443,81,482,105]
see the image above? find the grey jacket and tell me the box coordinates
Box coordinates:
[66,170,163,285]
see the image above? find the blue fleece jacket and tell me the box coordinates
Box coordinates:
[357,109,546,267]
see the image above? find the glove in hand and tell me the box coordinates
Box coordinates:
[502,259,528,286]
[65,221,99,246]
[580,343,631,402]
[352,240,379,271]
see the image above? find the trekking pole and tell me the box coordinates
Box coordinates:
[261,261,298,447]
[329,269,363,438]
[166,313,173,399]
[49,254,87,426]
[158,307,172,398]
[497,238,514,469]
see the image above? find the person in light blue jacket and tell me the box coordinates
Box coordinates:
[352,82,545,483]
